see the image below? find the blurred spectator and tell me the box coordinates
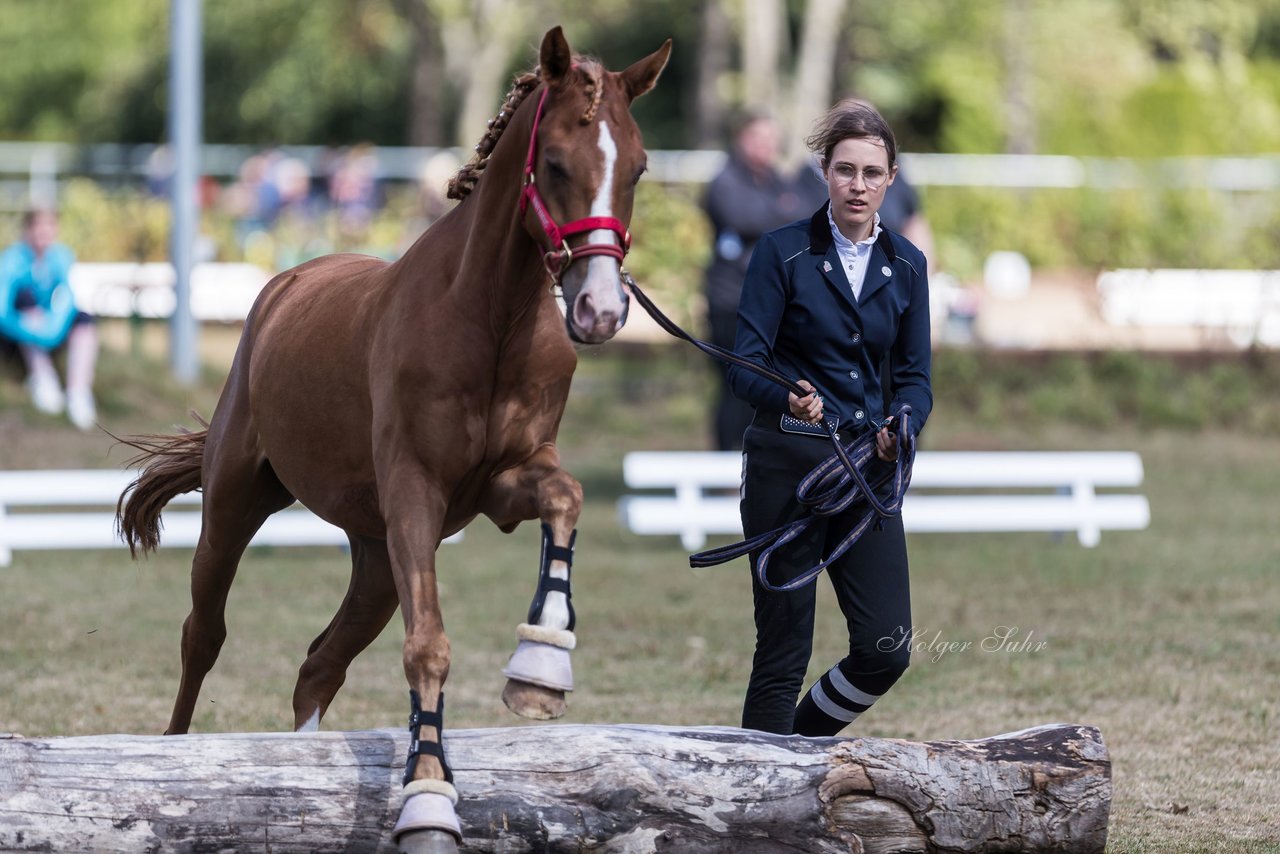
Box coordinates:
[703,112,812,451]
[145,145,174,198]
[326,144,382,236]
[0,209,99,430]
[272,156,313,219]
[417,150,461,225]
[224,149,279,239]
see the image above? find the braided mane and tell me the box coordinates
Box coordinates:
[447,59,605,201]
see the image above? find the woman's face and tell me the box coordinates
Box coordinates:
[825,136,895,242]
[25,212,58,255]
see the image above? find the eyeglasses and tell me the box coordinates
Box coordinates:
[828,163,890,190]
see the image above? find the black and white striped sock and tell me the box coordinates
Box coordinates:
[792,664,883,736]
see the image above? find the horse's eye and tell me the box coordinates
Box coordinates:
[631,165,647,186]
[545,158,570,181]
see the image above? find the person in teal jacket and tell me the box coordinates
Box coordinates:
[0,209,99,430]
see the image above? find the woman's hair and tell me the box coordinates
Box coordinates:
[805,99,897,170]
[21,207,57,230]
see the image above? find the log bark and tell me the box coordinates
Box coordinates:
[0,723,1109,852]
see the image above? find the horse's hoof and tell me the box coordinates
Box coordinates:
[397,829,459,854]
[502,677,567,720]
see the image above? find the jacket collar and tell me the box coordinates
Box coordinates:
[809,203,898,307]
[808,202,896,263]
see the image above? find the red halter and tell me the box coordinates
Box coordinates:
[519,87,632,282]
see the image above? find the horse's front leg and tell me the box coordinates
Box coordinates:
[481,443,583,720]
[381,472,461,853]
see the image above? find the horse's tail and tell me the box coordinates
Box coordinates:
[116,415,209,558]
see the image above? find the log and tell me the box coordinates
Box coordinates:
[0,723,1109,852]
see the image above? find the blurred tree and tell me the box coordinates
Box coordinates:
[690,0,732,148]
[203,0,410,145]
[1,0,1279,156]
[711,0,848,162]
[391,0,446,146]
[786,0,850,163]
[1001,0,1035,155]
[0,0,166,141]
[740,0,786,113]
[438,0,532,148]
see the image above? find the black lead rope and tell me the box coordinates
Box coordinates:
[623,272,916,592]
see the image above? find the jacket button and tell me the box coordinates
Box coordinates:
[851,333,862,343]
[854,410,865,420]
[849,370,859,380]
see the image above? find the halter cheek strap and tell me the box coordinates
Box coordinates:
[519,87,632,281]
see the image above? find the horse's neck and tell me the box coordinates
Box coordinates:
[399,165,547,328]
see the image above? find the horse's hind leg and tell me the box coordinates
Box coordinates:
[291,533,399,731]
[480,443,582,720]
[166,454,293,735]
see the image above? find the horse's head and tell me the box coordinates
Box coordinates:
[524,27,670,345]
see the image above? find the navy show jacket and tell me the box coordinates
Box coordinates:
[727,204,933,437]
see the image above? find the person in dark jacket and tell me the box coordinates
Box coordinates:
[727,100,932,736]
[702,113,812,450]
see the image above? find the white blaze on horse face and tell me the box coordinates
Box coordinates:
[589,120,619,246]
[571,120,628,339]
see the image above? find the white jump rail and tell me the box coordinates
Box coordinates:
[0,469,460,566]
[1097,268,1280,347]
[68,262,274,322]
[619,451,1150,550]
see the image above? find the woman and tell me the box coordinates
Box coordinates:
[726,100,932,736]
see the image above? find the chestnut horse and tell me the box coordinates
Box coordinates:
[118,27,669,852]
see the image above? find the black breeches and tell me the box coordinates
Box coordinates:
[738,419,912,735]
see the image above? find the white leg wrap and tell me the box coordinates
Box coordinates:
[503,624,575,692]
[393,792,462,842]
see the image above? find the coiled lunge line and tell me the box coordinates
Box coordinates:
[623,271,916,592]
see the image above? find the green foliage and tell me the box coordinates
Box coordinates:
[202,1,413,145]
[923,185,1280,281]
[55,179,171,262]
[932,349,1280,436]
[4,0,1280,155]
[0,0,166,141]
[847,0,1280,157]
[624,181,711,330]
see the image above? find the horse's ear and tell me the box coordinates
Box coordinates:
[619,39,672,103]
[540,26,573,88]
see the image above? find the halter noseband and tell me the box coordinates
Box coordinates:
[519,87,632,282]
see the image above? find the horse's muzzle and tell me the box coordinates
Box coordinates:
[567,286,629,344]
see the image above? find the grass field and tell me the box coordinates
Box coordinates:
[1,329,1277,852]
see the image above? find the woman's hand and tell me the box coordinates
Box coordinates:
[876,416,899,462]
[788,380,824,423]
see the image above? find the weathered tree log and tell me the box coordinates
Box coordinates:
[0,723,1109,852]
